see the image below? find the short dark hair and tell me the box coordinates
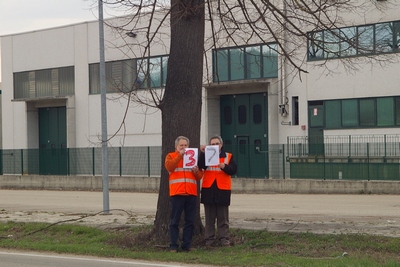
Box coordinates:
[209,135,223,145]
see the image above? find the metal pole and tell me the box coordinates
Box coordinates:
[98,0,110,214]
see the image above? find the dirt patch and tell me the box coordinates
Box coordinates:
[1,209,399,238]
[1,191,400,237]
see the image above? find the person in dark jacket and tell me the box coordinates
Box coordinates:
[198,135,237,247]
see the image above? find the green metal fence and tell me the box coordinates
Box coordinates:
[287,134,400,180]
[287,134,400,157]
[1,147,162,177]
[0,145,289,179]
[1,139,400,180]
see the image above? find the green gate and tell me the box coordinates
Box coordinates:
[220,93,268,178]
[38,107,67,175]
[308,103,325,155]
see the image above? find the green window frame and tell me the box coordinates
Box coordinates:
[307,19,400,61]
[89,55,168,94]
[377,97,394,126]
[340,27,357,57]
[395,98,400,126]
[230,48,245,81]
[324,29,340,58]
[307,31,324,59]
[246,46,261,79]
[213,50,229,82]
[358,25,375,54]
[13,72,30,99]
[375,22,393,53]
[213,43,278,83]
[325,100,341,129]
[262,44,279,78]
[341,99,358,127]
[322,96,400,129]
[359,98,376,127]
[13,66,74,99]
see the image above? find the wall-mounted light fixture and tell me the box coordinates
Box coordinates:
[126,31,137,38]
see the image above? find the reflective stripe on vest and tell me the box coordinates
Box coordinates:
[202,153,232,190]
[167,152,198,196]
[169,178,197,185]
[205,155,230,171]
[172,167,190,172]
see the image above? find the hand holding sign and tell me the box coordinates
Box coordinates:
[205,145,219,166]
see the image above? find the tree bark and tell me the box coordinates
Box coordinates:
[154,0,205,242]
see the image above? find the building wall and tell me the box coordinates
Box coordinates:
[280,3,400,143]
[1,2,400,152]
[1,20,165,149]
[0,82,2,149]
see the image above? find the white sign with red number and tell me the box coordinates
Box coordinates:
[205,145,219,166]
[183,148,198,168]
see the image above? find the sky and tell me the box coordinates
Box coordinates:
[0,0,121,82]
[0,0,116,36]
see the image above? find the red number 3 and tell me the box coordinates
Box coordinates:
[185,149,196,167]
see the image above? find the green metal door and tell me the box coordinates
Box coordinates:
[249,93,268,177]
[308,104,324,155]
[235,94,250,177]
[220,93,268,178]
[39,107,67,175]
[237,136,250,177]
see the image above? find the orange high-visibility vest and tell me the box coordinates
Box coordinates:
[202,153,232,190]
[167,152,198,196]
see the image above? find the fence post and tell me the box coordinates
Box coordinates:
[21,149,24,175]
[286,136,289,157]
[67,148,70,176]
[147,146,151,177]
[92,147,95,176]
[384,134,387,158]
[348,135,351,159]
[0,149,2,175]
[367,143,370,181]
[282,144,286,179]
[119,147,122,176]
[323,151,326,180]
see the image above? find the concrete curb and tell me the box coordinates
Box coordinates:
[1,175,400,194]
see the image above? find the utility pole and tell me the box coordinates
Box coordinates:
[98,0,110,214]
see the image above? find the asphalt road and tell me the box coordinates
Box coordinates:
[0,251,203,267]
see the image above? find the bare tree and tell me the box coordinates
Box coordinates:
[100,0,399,241]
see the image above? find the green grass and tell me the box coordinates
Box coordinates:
[0,221,400,266]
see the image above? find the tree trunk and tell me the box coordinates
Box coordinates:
[153,0,205,242]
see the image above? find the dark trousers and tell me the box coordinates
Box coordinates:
[169,195,197,250]
[204,203,229,243]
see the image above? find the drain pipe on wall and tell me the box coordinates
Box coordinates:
[279,0,289,120]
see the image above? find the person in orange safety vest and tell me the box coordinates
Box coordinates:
[165,136,203,252]
[198,135,237,247]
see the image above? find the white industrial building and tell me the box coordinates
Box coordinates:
[1,1,400,178]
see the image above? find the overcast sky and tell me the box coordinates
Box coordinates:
[0,0,121,82]
[0,0,116,36]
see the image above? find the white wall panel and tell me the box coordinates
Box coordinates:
[12,27,75,71]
